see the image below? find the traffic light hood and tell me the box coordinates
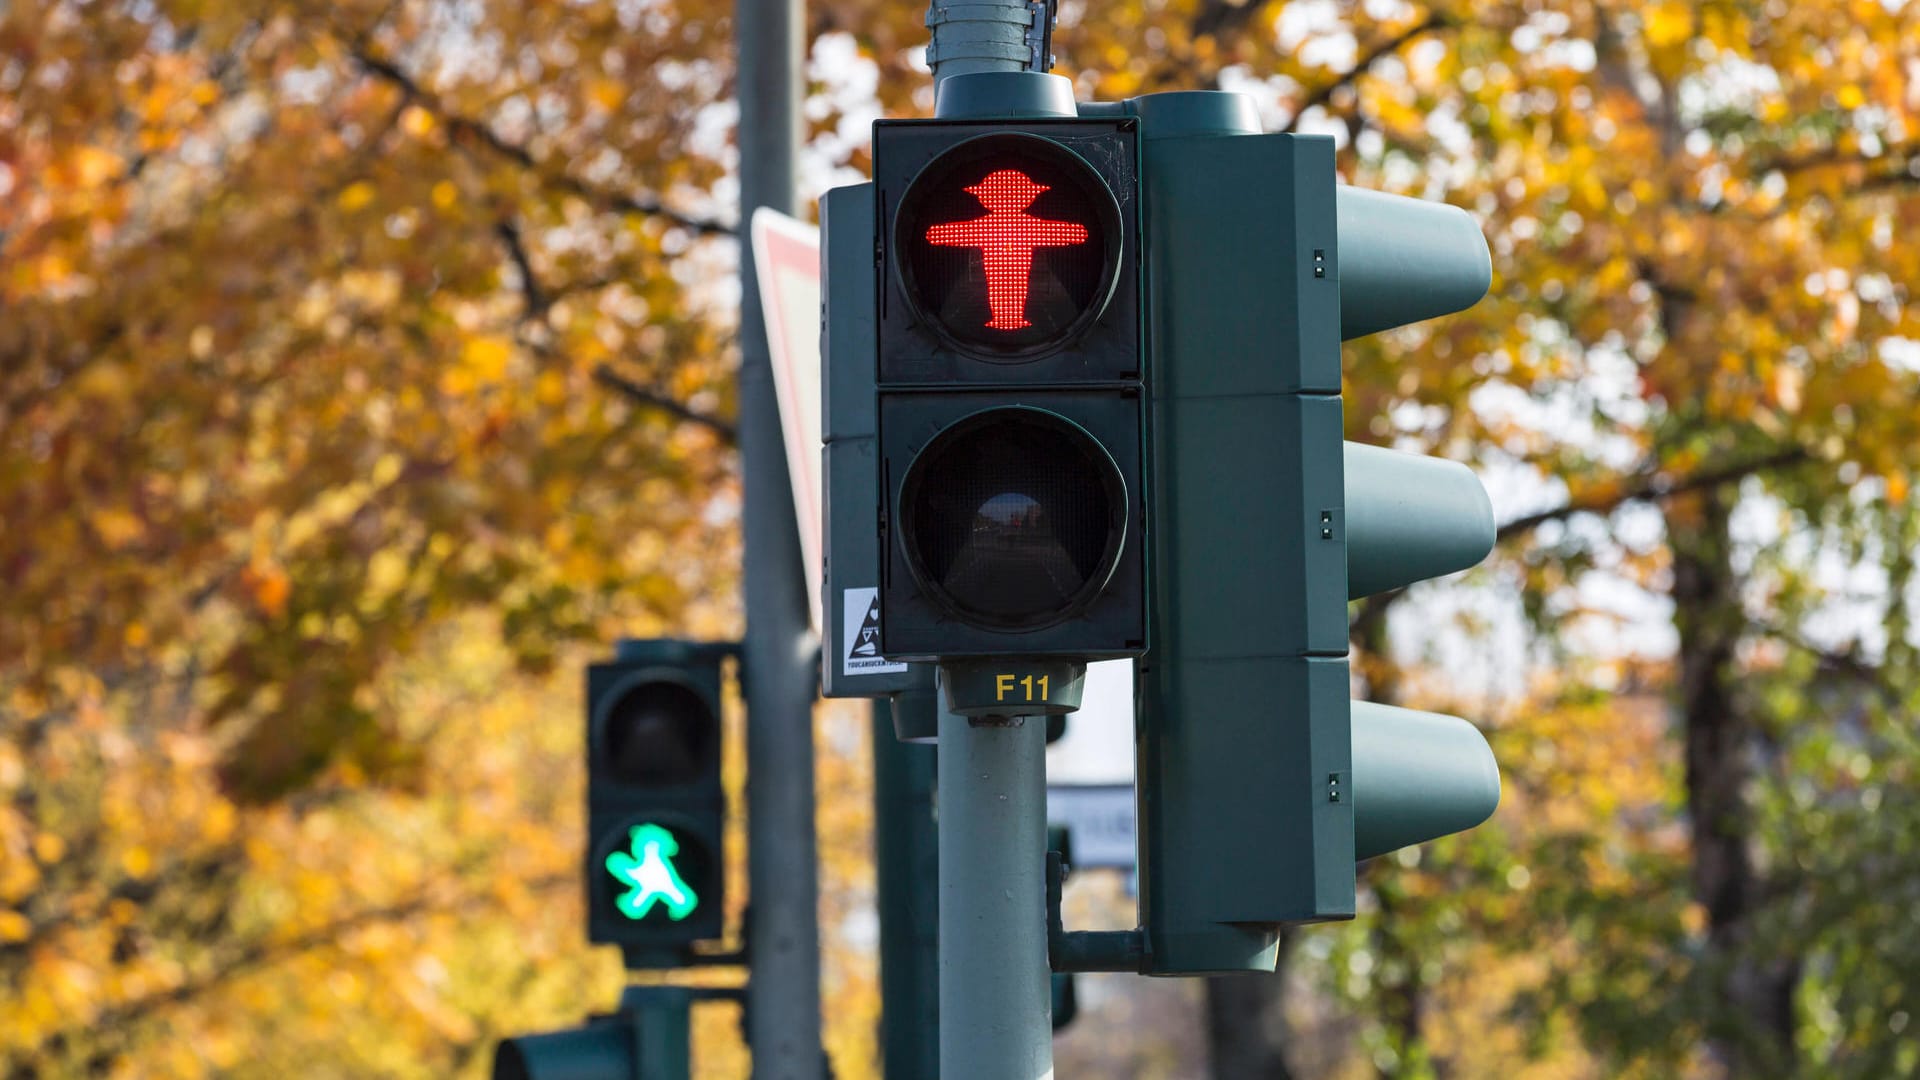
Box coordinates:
[1352,701,1502,860]
[1336,186,1492,340]
[1345,441,1496,599]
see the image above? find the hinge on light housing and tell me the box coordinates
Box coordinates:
[1027,0,1057,72]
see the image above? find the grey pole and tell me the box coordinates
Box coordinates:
[737,0,822,1073]
[936,678,1054,1078]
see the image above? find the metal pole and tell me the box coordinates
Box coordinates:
[925,0,1038,84]
[873,693,940,1078]
[737,0,821,1072]
[917,8,1056,1075]
[936,674,1054,1079]
[631,988,694,1080]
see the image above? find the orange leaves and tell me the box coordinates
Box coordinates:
[87,507,147,552]
[242,562,292,619]
[55,145,126,192]
[585,77,629,113]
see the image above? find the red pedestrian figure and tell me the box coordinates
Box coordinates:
[925,169,1088,331]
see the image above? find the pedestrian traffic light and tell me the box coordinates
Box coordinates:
[586,639,732,964]
[1121,89,1501,975]
[868,113,1146,663]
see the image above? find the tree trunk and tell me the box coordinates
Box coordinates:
[1668,487,1800,1074]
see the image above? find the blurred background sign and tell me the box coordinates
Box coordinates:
[750,207,826,633]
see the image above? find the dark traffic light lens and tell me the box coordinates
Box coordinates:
[602,680,714,787]
[895,133,1122,358]
[900,408,1126,630]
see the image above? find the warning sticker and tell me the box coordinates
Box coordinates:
[842,587,909,677]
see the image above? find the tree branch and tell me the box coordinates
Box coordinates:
[1282,13,1451,134]
[349,48,734,238]
[1757,139,1920,178]
[490,220,733,443]
[30,873,573,1067]
[592,363,739,444]
[494,220,549,319]
[1495,445,1813,543]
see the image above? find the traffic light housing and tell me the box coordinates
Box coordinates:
[586,639,732,963]
[870,117,1147,663]
[1124,90,1501,974]
[493,986,708,1080]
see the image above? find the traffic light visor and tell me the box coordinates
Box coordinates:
[894,133,1122,357]
[600,678,715,788]
[900,407,1127,631]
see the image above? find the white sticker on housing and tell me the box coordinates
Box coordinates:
[842,587,909,677]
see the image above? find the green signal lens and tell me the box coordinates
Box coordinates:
[604,823,701,921]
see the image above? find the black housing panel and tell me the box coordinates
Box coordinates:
[879,390,1145,660]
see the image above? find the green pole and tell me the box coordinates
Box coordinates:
[873,693,940,1078]
[630,988,693,1080]
[936,671,1053,1078]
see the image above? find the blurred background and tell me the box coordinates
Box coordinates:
[4,0,1919,1076]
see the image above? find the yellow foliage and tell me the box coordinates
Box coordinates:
[337,181,377,213]
[88,509,146,551]
[0,911,29,943]
[461,336,515,384]
[401,105,437,138]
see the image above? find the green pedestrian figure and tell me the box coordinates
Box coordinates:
[606,823,699,921]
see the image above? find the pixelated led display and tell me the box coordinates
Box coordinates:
[925,170,1089,331]
[896,135,1120,355]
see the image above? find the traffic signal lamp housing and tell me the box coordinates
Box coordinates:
[493,986,712,1080]
[871,117,1147,663]
[586,639,732,964]
[1122,90,1502,975]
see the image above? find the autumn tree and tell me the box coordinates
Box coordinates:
[2,0,791,1074]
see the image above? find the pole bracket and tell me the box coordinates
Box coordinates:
[1045,850,1148,973]
[1026,0,1057,72]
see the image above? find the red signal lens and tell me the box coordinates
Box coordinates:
[895,135,1122,357]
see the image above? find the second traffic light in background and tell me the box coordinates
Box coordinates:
[871,116,1146,663]
[586,639,733,965]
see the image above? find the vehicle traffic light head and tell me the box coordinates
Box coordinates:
[1335,206,1501,865]
[872,115,1146,663]
[1124,89,1501,975]
[492,1020,632,1080]
[586,640,731,963]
